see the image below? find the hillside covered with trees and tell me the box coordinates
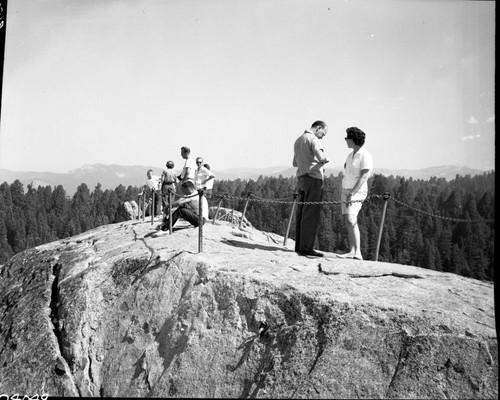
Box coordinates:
[0,172,495,281]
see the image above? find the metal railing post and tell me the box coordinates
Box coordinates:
[137,194,141,220]
[160,189,163,216]
[151,189,155,225]
[239,192,251,229]
[198,189,204,253]
[213,197,223,225]
[284,193,298,246]
[168,190,173,234]
[142,192,146,222]
[375,192,390,262]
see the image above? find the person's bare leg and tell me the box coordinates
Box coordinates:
[337,214,357,258]
[348,214,363,260]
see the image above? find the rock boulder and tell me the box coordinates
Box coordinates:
[0,219,497,398]
[116,200,140,222]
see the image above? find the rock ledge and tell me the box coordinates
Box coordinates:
[0,219,497,398]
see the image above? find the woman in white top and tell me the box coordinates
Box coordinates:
[337,127,373,260]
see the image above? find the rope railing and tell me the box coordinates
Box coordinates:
[389,196,494,224]
[136,187,494,259]
[211,192,493,222]
[170,191,199,199]
[211,192,375,205]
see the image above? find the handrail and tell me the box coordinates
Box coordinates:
[139,189,493,257]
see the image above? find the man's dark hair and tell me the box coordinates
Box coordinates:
[346,127,366,147]
[183,180,195,189]
[181,146,191,154]
[311,120,327,129]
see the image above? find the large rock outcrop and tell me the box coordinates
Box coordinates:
[115,200,140,222]
[0,219,497,398]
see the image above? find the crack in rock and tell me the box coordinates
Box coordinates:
[386,329,410,396]
[318,263,340,276]
[49,263,65,360]
[318,263,422,279]
[349,273,423,279]
[49,262,80,395]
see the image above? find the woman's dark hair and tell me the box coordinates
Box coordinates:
[346,127,366,147]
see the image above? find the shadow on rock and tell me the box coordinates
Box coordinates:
[221,239,293,253]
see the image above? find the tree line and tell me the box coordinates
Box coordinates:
[0,172,495,281]
[213,172,495,281]
[0,182,141,263]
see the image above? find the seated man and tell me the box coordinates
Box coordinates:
[159,180,208,231]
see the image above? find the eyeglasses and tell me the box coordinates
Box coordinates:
[196,161,203,164]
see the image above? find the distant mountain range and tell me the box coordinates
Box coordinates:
[0,164,491,195]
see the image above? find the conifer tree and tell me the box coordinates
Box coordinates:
[0,171,494,281]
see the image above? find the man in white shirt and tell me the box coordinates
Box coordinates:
[145,169,162,216]
[179,146,197,194]
[159,180,208,231]
[194,157,215,198]
[292,120,329,257]
[337,127,374,260]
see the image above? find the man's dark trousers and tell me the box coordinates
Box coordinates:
[150,189,162,216]
[162,206,205,229]
[295,175,323,252]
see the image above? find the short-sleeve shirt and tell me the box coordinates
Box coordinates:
[342,147,373,192]
[186,195,209,220]
[146,175,161,191]
[161,169,178,185]
[195,166,215,190]
[293,131,325,180]
[182,157,197,181]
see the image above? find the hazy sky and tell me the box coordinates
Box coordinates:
[0,0,495,173]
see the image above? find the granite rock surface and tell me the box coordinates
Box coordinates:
[0,218,497,398]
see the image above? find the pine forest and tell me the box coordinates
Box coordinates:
[0,172,495,282]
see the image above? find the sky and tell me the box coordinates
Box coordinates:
[0,0,495,174]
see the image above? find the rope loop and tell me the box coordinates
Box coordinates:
[389,196,494,224]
